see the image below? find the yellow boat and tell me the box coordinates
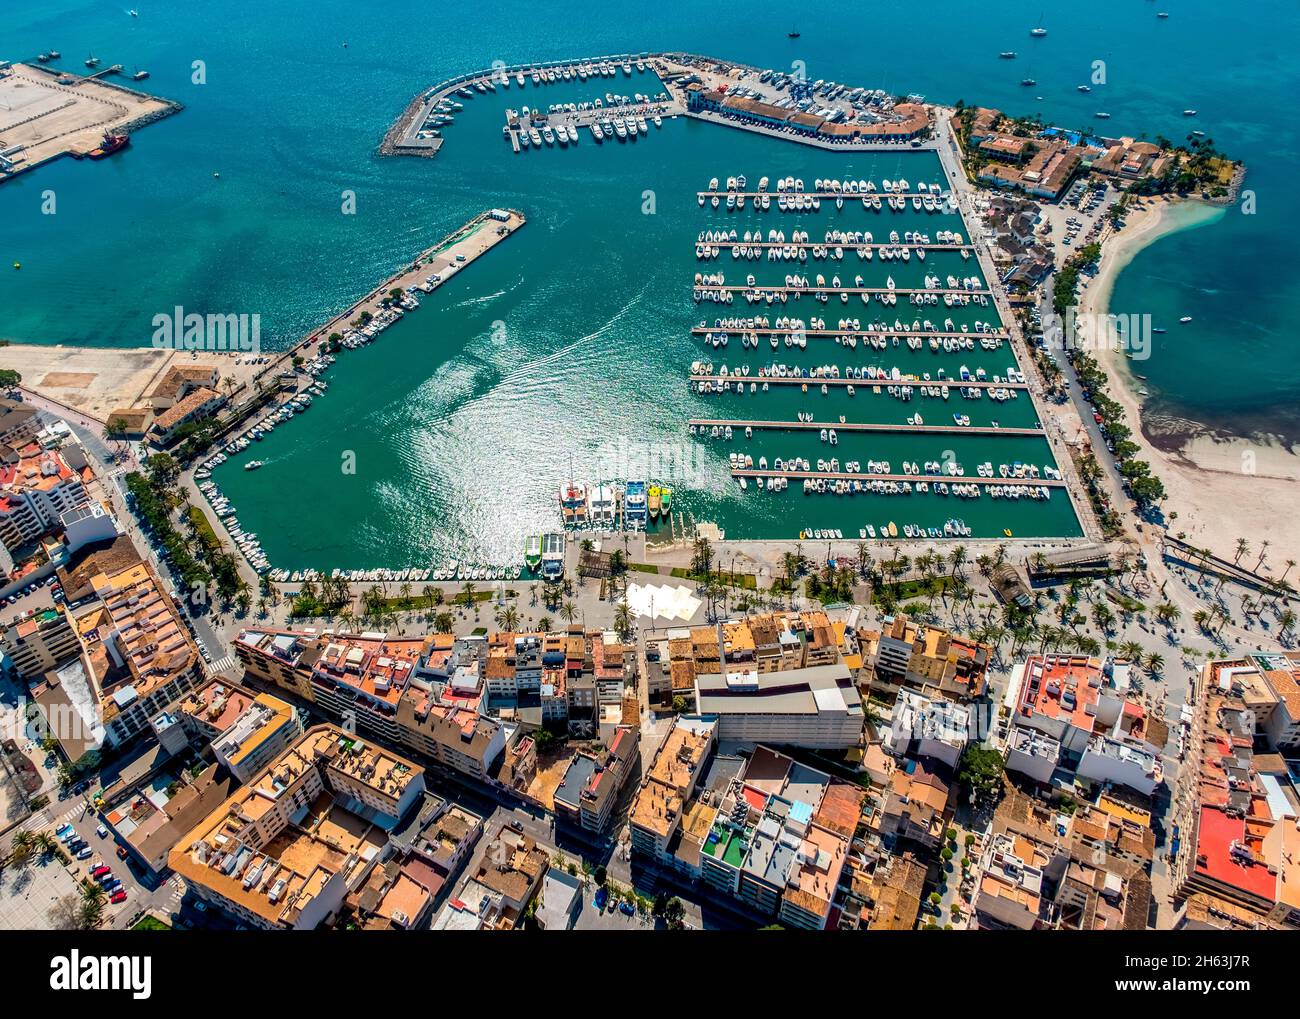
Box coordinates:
[887,521,898,538]
[1003,528,1013,537]
[648,485,661,517]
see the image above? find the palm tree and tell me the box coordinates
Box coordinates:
[433,611,454,633]
[1280,609,1297,642]
[560,600,577,626]
[498,604,521,633]
[1155,601,1181,628]
[949,544,968,581]
[8,830,35,867]
[79,880,106,929]
[614,599,633,642]
[1118,640,1143,663]
[1234,537,1250,565]
[1142,651,1165,677]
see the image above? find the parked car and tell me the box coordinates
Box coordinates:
[95,870,114,884]
[102,878,122,893]
[618,900,636,917]
[95,824,109,838]
[75,847,93,860]
[67,839,86,853]
[90,865,110,878]
[55,823,72,838]
[109,891,127,905]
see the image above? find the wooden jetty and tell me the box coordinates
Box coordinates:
[690,417,1044,436]
[690,325,1009,341]
[730,467,1064,487]
[688,375,1028,391]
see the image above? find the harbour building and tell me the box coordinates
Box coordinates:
[234,628,509,783]
[20,538,205,756]
[1003,654,1162,798]
[552,723,639,834]
[1167,659,1300,929]
[175,678,303,783]
[628,716,717,861]
[168,725,427,929]
[0,443,91,557]
[694,662,864,750]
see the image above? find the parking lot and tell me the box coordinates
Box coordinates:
[575,885,658,930]
[1038,179,1115,259]
[46,799,159,925]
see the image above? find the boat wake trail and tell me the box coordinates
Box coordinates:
[453,277,521,309]
[502,281,650,384]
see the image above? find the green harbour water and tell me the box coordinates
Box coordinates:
[199,112,1079,568]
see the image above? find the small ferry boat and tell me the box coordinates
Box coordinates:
[524,534,543,573]
[999,51,1017,59]
[245,460,264,471]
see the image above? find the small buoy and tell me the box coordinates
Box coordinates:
[213,171,220,178]
[12,262,19,270]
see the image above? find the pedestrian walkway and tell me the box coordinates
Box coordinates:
[206,654,237,675]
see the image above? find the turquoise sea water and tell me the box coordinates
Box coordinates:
[2,0,1292,565]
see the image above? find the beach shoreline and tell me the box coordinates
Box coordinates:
[1083,197,1300,568]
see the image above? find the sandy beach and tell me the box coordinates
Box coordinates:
[1082,197,1300,571]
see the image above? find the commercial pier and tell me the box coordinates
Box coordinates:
[0,60,181,183]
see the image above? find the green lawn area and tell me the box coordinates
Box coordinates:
[187,506,219,549]
[131,915,171,931]
[372,589,508,612]
[667,568,757,591]
[870,576,954,605]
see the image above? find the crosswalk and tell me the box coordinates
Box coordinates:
[206,654,237,675]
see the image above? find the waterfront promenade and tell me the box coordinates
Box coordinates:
[931,107,1103,544]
